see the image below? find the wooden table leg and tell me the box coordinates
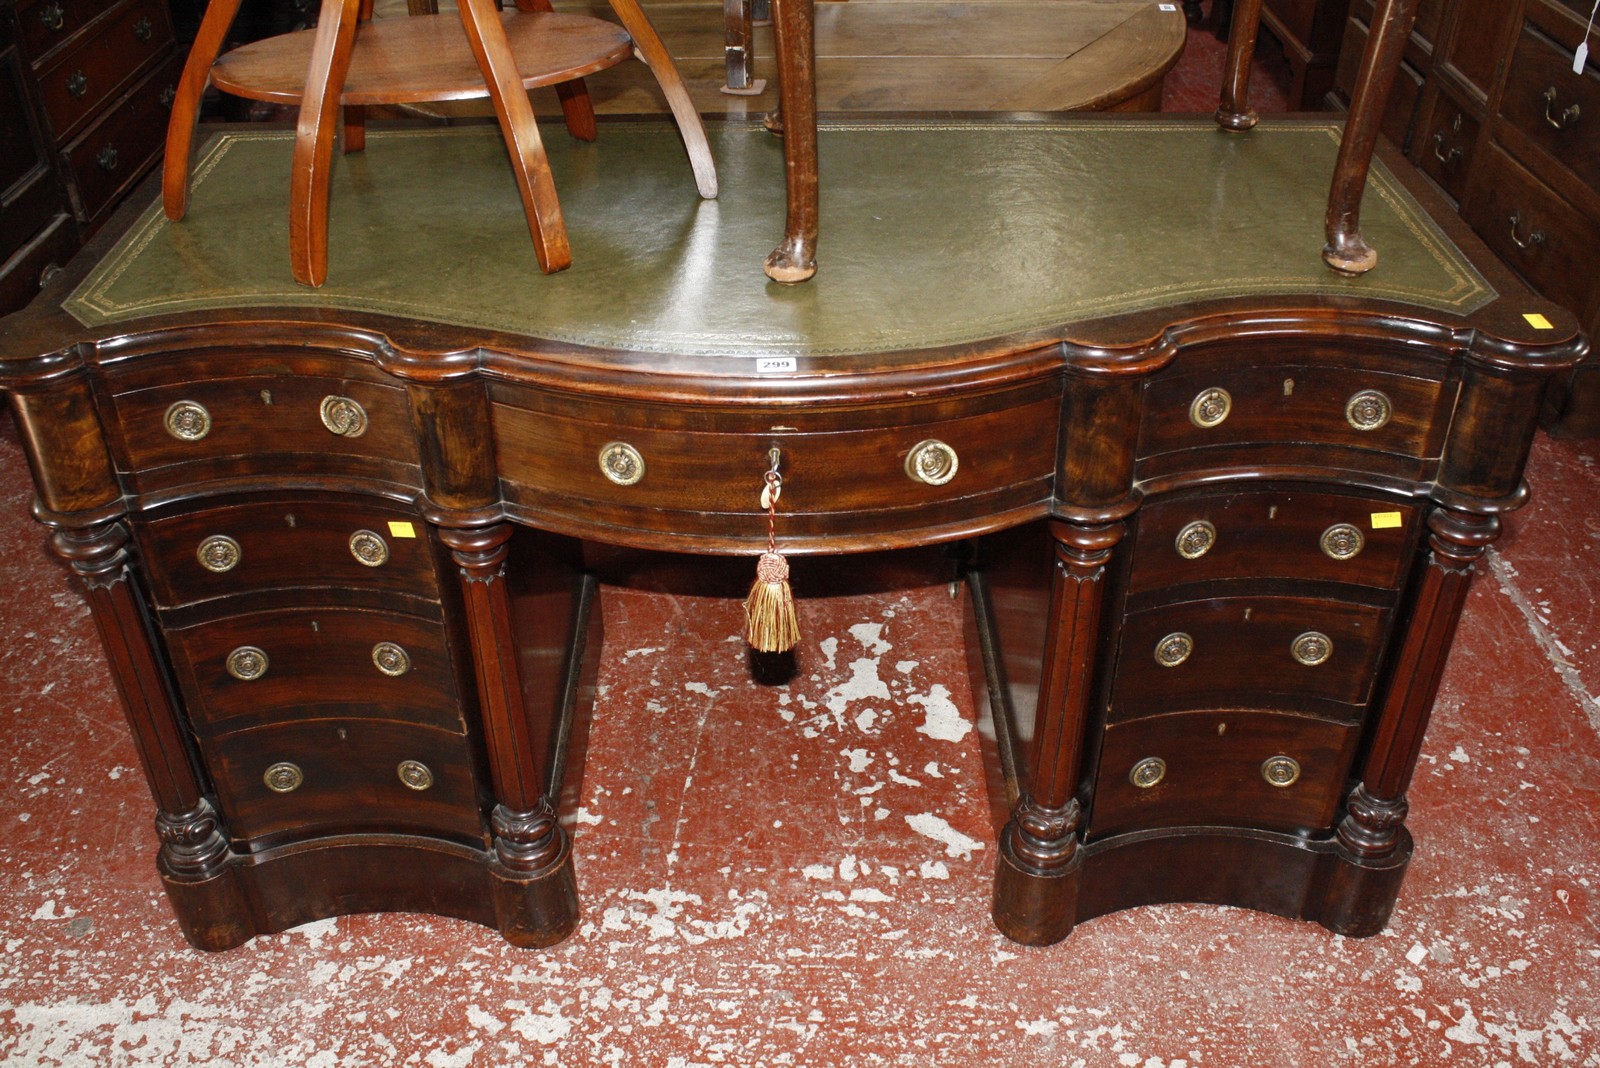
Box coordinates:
[518,0,599,143]
[458,0,571,274]
[289,0,362,287]
[1215,0,1263,130]
[162,0,243,221]
[764,0,817,283]
[608,0,719,198]
[1323,0,1421,274]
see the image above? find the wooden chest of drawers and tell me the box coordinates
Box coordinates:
[0,119,1586,950]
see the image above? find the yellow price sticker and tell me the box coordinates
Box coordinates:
[387,521,417,539]
[1370,512,1403,529]
[1523,313,1554,330]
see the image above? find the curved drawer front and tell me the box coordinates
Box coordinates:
[1137,362,1453,478]
[106,374,420,492]
[203,718,486,845]
[1088,709,1360,838]
[135,497,440,609]
[1128,488,1422,595]
[167,606,462,733]
[491,384,1060,545]
[1110,594,1391,720]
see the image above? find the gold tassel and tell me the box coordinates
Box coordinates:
[744,550,799,653]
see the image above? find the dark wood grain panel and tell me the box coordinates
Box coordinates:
[1499,23,1600,193]
[33,0,170,141]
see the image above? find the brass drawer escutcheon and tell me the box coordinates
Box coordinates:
[164,400,212,441]
[1174,520,1217,560]
[1320,523,1365,560]
[905,439,959,486]
[397,760,435,791]
[1129,756,1167,789]
[319,395,369,438]
[1188,387,1232,429]
[1291,631,1333,666]
[196,534,242,573]
[263,762,304,793]
[1154,631,1193,668]
[225,645,269,680]
[349,529,390,567]
[598,441,645,486]
[372,641,412,677]
[1344,390,1392,431]
[1260,755,1302,788]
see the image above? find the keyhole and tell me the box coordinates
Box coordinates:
[1283,378,1295,396]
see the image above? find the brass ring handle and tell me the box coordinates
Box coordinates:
[66,70,87,98]
[349,530,390,567]
[1319,523,1365,561]
[1188,387,1232,429]
[397,760,434,791]
[164,400,212,441]
[1291,631,1333,667]
[1129,757,1167,789]
[319,395,368,437]
[1174,520,1217,560]
[372,641,412,677]
[196,534,242,573]
[1344,389,1392,431]
[1430,132,1463,165]
[905,439,959,485]
[226,645,270,681]
[263,762,304,793]
[1261,755,1302,788]
[598,441,645,486]
[1154,631,1193,668]
[40,2,65,30]
[1508,212,1544,251]
[1542,87,1581,131]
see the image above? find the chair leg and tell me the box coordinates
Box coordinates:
[1324,0,1422,274]
[290,0,364,287]
[1215,0,1263,130]
[762,0,816,283]
[342,0,376,153]
[163,0,245,220]
[514,0,598,142]
[606,0,719,199]
[459,0,572,273]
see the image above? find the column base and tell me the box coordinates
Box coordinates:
[991,828,1082,946]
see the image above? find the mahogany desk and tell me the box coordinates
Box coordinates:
[0,118,1586,950]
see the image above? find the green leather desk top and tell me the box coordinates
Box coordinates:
[67,119,1493,357]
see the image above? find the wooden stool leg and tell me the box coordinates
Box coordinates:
[515,0,598,142]
[762,0,816,282]
[342,0,377,154]
[459,0,572,273]
[1324,0,1421,274]
[290,0,363,287]
[1215,0,1263,130]
[606,0,719,199]
[163,0,245,220]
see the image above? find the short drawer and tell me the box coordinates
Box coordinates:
[1461,141,1600,316]
[135,496,442,609]
[1128,488,1422,595]
[1088,709,1359,837]
[1137,363,1452,473]
[34,0,171,142]
[204,718,487,845]
[167,606,464,733]
[1415,92,1479,203]
[1500,23,1599,192]
[1110,594,1391,720]
[17,0,115,65]
[106,373,421,490]
[62,50,178,226]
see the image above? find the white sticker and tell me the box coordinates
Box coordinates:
[1577,41,1590,75]
[1159,2,1178,8]
[757,357,797,373]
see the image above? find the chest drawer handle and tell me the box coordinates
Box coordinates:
[1430,132,1463,166]
[598,441,645,485]
[397,760,435,791]
[319,395,368,437]
[1154,631,1193,668]
[1174,520,1216,559]
[349,530,390,567]
[372,641,412,677]
[905,439,958,485]
[1188,387,1231,429]
[1129,757,1167,789]
[263,762,304,793]
[1261,755,1302,788]
[1542,87,1581,131]
[226,646,270,680]
[196,535,242,573]
[1344,390,1391,431]
[1507,212,1544,251]
[1319,523,1365,560]
[1291,631,1332,667]
[40,2,65,30]
[66,70,88,98]
[132,15,153,40]
[96,144,119,172]
[164,400,212,441]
